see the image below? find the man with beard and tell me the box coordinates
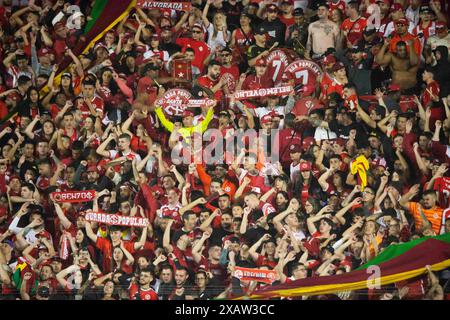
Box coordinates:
[199,209,234,246]
[168,266,196,300]
[196,163,237,199]
[399,185,444,235]
[375,37,419,92]
[286,8,309,57]
[197,60,228,101]
[129,268,159,300]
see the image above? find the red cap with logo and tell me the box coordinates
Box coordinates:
[395,18,408,26]
[7,91,21,102]
[255,58,267,67]
[38,47,53,57]
[436,21,447,30]
[183,109,194,117]
[302,137,316,151]
[289,144,302,154]
[300,161,312,172]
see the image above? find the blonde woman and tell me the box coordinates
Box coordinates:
[202,0,230,49]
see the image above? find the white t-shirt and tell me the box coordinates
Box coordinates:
[206,23,230,49]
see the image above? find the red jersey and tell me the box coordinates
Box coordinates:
[129,283,159,300]
[329,0,346,12]
[77,95,104,120]
[234,28,254,47]
[341,17,367,45]
[197,75,223,101]
[175,38,210,73]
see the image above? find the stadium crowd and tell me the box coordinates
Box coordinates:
[0,0,449,300]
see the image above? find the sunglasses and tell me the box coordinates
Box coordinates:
[192,30,202,34]
[221,53,231,57]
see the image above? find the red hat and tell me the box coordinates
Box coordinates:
[395,18,408,26]
[376,0,391,4]
[37,47,52,57]
[135,45,147,54]
[255,58,267,67]
[9,175,20,182]
[137,77,156,95]
[391,3,403,12]
[300,161,312,172]
[302,137,316,151]
[289,144,302,154]
[183,109,194,117]
[151,33,160,41]
[192,23,204,32]
[87,165,98,173]
[94,42,108,52]
[436,21,447,30]
[266,4,278,12]
[331,61,345,73]
[323,54,336,66]
[387,83,401,92]
[6,91,21,102]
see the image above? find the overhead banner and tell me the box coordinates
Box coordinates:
[85,212,149,227]
[136,0,191,11]
[51,190,96,203]
[234,86,293,100]
[233,266,277,284]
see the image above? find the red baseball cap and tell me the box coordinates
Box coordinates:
[334,138,347,147]
[395,18,408,26]
[182,109,194,117]
[390,3,403,11]
[266,4,279,12]
[323,54,336,66]
[137,77,156,95]
[331,61,345,72]
[300,161,312,172]
[87,165,98,173]
[38,47,53,57]
[6,91,21,102]
[388,83,401,92]
[255,58,267,67]
[289,144,302,154]
[436,21,447,30]
[302,137,316,151]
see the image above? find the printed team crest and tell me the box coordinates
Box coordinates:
[156,88,192,116]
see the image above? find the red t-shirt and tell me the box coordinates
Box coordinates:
[129,283,159,300]
[95,237,136,273]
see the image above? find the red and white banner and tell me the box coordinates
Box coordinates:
[234,86,293,100]
[283,60,322,96]
[85,212,149,228]
[51,190,96,203]
[233,266,277,284]
[136,0,191,11]
[155,88,191,116]
[186,99,216,108]
[60,234,70,260]
[265,49,291,83]
[155,89,216,116]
